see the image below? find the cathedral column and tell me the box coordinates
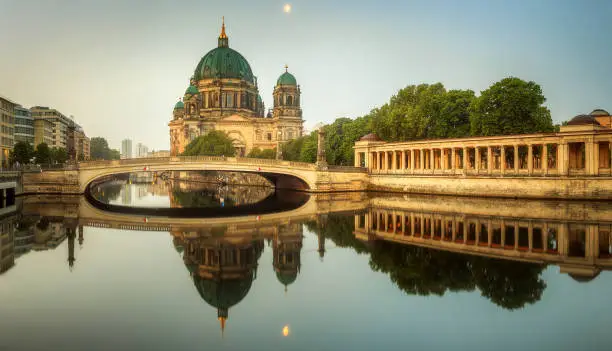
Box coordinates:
[500,146,506,175]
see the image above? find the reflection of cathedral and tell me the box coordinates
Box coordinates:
[172,222,303,333]
[273,224,303,292]
[169,19,304,156]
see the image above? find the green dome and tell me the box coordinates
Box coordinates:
[257,94,262,103]
[276,270,298,287]
[174,101,184,110]
[185,85,198,96]
[193,275,253,310]
[194,47,255,84]
[277,72,297,86]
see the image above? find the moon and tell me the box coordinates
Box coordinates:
[283,4,292,13]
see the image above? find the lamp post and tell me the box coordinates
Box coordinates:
[276,130,283,160]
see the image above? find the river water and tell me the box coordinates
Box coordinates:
[0,176,611,351]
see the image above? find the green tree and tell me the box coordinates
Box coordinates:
[247,147,276,159]
[371,83,447,141]
[50,147,68,164]
[470,77,554,136]
[90,137,112,160]
[282,136,307,161]
[109,149,121,160]
[428,89,475,138]
[11,141,34,165]
[182,131,236,157]
[34,143,51,164]
[299,132,317,163]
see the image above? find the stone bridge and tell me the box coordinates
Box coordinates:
[20,156,368,195]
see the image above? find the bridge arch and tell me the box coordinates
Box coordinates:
[78,157,317,194]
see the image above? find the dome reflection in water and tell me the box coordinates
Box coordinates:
[2,184,612,350]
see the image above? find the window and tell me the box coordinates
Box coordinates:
[267,133,272,141]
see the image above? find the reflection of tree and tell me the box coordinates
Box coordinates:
[305,215,369,254]
[314,214,547,310]
[171,189,236,208]
[470,257,546,310]
[369,241,475,296]
[95,183,123,203]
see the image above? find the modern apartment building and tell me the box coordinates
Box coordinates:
[14,105,35,145]
[34,118,54,146]
[136,143,148,158]
[121,139,132,159]
[30,106,73,149]
[0,96,16,167]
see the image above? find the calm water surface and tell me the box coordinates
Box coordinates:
[1,177,611,351]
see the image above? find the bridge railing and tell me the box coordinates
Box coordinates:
[77,156,320,170]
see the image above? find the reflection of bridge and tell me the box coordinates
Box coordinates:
[354,195,612,280]
[20,193,612,281]
[21,156,368,194]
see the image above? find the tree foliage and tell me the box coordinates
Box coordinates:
[469,77,554,136]
[90,137,119,160]
[182,131,236,157]
[34,143,51,164]
[247,147,276,159]
[11,141,34,164]
[50,147,68,164]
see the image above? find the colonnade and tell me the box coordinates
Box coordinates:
[355,209,612,262]
[355,131,612,177]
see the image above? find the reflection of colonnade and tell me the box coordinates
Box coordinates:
[355,208,612,280]
[355,117,612,177]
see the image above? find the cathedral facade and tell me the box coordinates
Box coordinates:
[169,20,304,156]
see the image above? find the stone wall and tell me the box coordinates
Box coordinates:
[21,170,80,195]
[368,174,612,200]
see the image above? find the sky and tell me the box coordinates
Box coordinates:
[1,0,611,151]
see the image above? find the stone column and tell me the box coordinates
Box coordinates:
[316,128,328,168]
[420,149,424,170]
[462,147,468,173]
[475,147,480,172]
[500,146,506,175]
[430,148,434,170]
[514,145,519,172]
[528,144,533,175]
[400,150,405,170]
[368,152,374,170]
[487,146,492,174]
[592,141,600,176]
[542,144,548,174]
[451,148,456,173]
[410,150,415,171]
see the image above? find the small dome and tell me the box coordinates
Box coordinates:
[590,109,609,116]
[568,272,600,283]
[257,94,263,103]
[359,133,381,141]
[174,101,185,110]
[276,270,298,287]
[567,114,601,126]
[277,71,297,86]
[185,85,198,96]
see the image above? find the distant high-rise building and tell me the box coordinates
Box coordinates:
[136,143,148,158]
[14,105,34,146]
[0,96,16,167]
[121,139,132,159]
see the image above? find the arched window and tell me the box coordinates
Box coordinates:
[287,96,293,106]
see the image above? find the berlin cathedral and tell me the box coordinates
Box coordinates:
[170,19,304,156]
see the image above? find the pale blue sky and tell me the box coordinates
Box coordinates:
[1,0,610,150]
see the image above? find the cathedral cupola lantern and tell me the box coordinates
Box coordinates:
[218,17,229,48]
